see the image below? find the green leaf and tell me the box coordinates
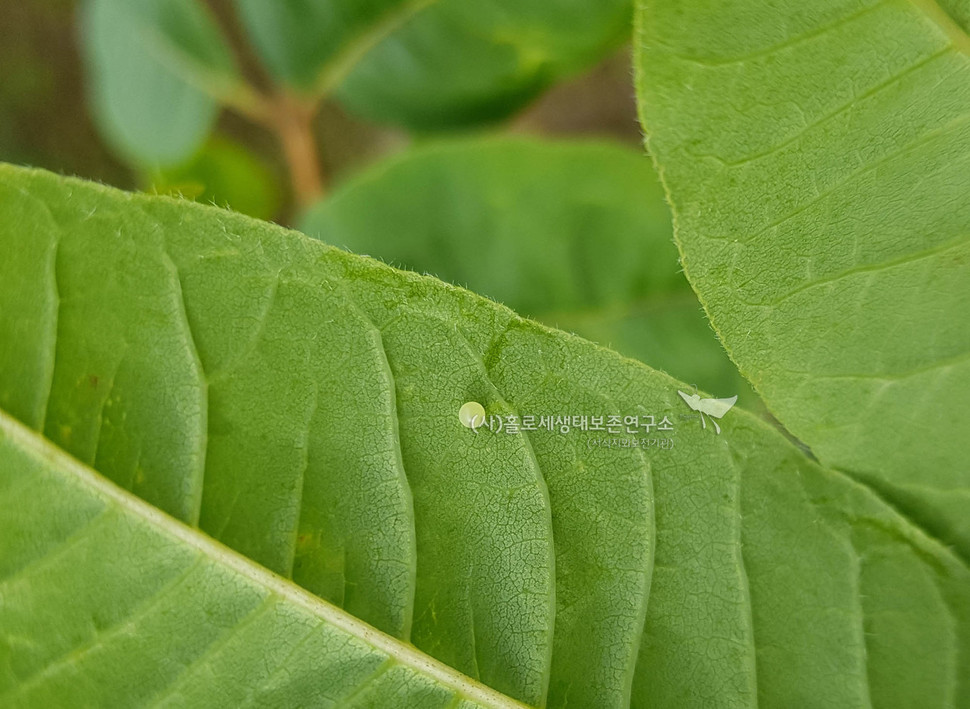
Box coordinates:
[235,0,631,129]
[300,136,754,406]
[2,164,970,707]
[0,411,526,709]
[232,0,432,92]
[634,0,970,559]
[80,0,239,166]
[334,0,632,129]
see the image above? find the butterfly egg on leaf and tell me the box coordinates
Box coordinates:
[458,401,486,430]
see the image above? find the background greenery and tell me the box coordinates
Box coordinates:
[0,0,754,406]
[0,1,642,223]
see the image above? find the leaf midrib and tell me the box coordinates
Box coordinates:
[908,0,970,56]
[0,407,527,709]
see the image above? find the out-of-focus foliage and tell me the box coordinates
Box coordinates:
[80,0,240,166]
[233,0,633,129]
[146,136,281,220]
[330,0,632,129]
[301,136,757,407]
[77,0,633,168]
[3,2,640,221]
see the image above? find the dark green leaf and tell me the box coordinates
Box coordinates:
[334,0,632,129]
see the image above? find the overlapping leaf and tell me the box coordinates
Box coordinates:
[1,165,969,707]
[300,137,754,405]
[634,0,970,559]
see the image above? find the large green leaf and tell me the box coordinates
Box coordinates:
[634,0,970,559]
[2,164,969,707]
[300,136,754,406]
[80,0,240,166]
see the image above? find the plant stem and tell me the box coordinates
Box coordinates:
[198,0,327,211]
[269,94,326,209]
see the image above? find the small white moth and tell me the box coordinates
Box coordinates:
[677,390,738,434]
[458,401,486,431]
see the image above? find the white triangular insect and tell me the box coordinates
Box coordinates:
[677,390,738,434]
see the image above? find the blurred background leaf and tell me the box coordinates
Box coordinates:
[230,0,632,130]
[145,135,281,220]
[231,0,430,91]
[301,136,758,407]
[79,0,241,166]
[1,1,644,222]
[278,0,630,130]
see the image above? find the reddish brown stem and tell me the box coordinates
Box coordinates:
[269,94,325,209]
[197,1,328,213]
